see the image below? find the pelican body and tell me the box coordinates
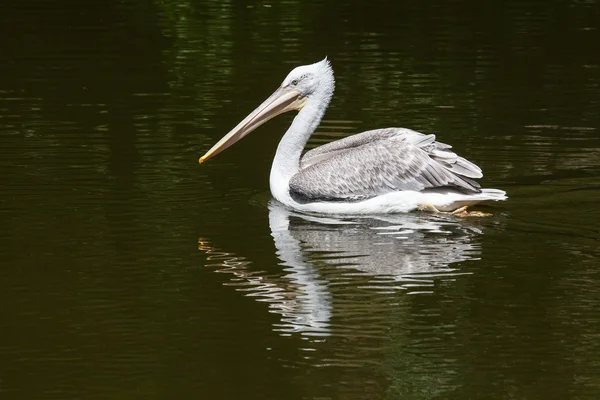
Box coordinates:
[199,59,507,214]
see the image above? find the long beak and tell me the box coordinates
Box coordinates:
[199,86,306,164]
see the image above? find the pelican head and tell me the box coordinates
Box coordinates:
[199,58,334,163]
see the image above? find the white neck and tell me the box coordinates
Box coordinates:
[269,85,333,204]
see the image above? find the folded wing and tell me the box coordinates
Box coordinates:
[291,128,483,202]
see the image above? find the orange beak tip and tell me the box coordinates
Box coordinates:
[198,157,205,164]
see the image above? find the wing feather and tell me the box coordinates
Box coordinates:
[291,128,482,201]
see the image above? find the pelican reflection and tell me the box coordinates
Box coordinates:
[199,202,483,338]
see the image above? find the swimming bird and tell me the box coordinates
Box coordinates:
[199,58,506,215]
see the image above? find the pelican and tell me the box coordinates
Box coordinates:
[199,58,507,215]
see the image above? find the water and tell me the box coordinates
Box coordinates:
[1,0,600,398]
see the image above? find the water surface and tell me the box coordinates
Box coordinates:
[1,0,600,399]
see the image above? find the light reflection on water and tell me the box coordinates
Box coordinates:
[199,202,484,339]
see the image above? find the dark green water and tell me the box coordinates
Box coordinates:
[2,1,600,399]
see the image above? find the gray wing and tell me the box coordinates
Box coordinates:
[291,128,483,201]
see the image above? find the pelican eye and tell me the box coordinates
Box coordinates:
[291,79,299,86]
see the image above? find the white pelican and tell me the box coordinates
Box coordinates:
[199,58,507,215]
